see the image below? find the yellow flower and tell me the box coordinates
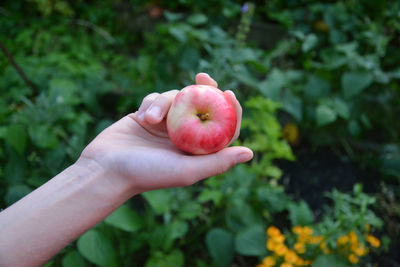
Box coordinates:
[267,226,282,237]
[308,235,323,244]
[284,250,298,263]
[275,243,288,256]
[262,256,276,267]
[282,123,299,146]
[348,254,359,264]
[272,234,285,243]
[295,257,305,266]
[349,231,358,245]
[367,234,380,248]
[337,235,349,246]
[280,263,293,267]
[320,241,332,254]
[354,245,368,256]
[267,239,276,251]
[294,242,306,254]
[304,260,313,266]
[292,226,303,235]
[302,226,313,236]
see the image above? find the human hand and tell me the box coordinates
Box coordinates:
[79,73,253,195]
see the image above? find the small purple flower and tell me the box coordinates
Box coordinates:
[241,3,249,13]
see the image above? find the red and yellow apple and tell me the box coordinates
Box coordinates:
[166,85,237,155]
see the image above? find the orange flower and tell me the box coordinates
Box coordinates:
[349,231,358,245]
[284,250,299,263]
[320,241,331,254]
[267,239,276,251]
[354,245,368,256]
[267,226,282,237]
[308,235,323,244]
[367,234,380,248]
[304,260,313,266]
[302,226,313,236]
[337,235,349,246]
[295,257,305,266]
[280,263,293,267]
[292,226,303,235]
[272,234,285,243]
[262,256,276,267]
[294,242,306,254]
[275,243,288,256]
[348,254,359,264]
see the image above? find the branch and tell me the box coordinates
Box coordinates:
[0,39,39,95]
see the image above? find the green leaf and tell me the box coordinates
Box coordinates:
[235,225,266,256]
[164,11,184,21]
[178,202,202,220]
[302,34,318,52]
[28,125,59,149]
[331,98,350,120]
[304,75,331,100]
[168,24,189,42]
[4,125,27,155]
[145,249,184,267]
[225,201,262,233]
[77,230,118,267]
[316,105,337,127]
[104,205,143,232]
[143,189,173,214]
[288,201,314,226]
[282,90,302,121]
[256,186,290,213]
[62,251,88,267]
[206,228,234,267]
[169,220,189,240]
[259,69,285,100]
[342,71,373,98]
[187,13,208,25]
[198,189,223,205]
[312,255,350,267]
[5,184,32,206]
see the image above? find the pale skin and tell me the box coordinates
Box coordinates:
[0,73,253,267]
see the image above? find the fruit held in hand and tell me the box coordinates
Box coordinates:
[167,85,237,155]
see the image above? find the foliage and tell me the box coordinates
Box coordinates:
[257,184,384,267]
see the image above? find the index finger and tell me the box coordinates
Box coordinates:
[195,73,218,88]
[224,90,242,146]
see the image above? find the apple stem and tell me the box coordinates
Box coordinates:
[198,113,210,121]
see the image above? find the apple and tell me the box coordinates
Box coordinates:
[167,85,237,155]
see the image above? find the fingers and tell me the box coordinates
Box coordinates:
[135,90,179,124]
[195,73,218,88]
[224,90,242,145]
[181,146,253,185]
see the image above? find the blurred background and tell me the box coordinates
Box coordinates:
[1,0,399,266]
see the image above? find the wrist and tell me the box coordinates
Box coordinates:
[73,156,137,204]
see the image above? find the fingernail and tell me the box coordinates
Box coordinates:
[148,106,161,118]
[236,152,252,163]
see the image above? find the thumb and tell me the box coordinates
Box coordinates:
[184,146,253,183]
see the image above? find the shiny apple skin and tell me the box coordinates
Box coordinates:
[166,85,237,155]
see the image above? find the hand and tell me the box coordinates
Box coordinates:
[79,73,253,195]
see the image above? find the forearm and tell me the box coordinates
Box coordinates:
[0,158,134,267]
